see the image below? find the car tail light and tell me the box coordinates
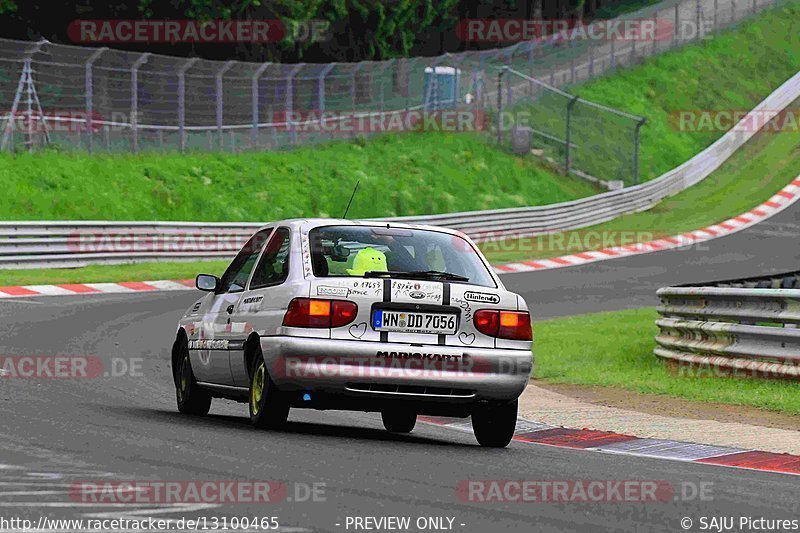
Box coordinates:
[331,300,358,328]
[473,310,532,341]
[283,298,358,329]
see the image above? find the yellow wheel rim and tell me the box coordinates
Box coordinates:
[251,361,265,415]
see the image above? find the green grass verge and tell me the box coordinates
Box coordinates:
[0,132,598,222]
[480,120,800,264]
[4,124,798,286]
[534,308,800,414]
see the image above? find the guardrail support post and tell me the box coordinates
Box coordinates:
[565,96,579,174]
[215,60,235,150]
[633,117,647,185]
[84,47,106,153]
[130,53,150,153]
[177,58,199,153]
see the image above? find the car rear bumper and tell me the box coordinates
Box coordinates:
[261,335,533,404]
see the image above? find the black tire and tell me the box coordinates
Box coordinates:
[472,399,518,448]
[249,351,289,429]
[381,410,417,433]
[174,338,212,416]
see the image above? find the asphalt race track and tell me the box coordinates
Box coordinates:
[1,202,799,531]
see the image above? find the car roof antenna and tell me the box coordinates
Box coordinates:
[342,180,360,219]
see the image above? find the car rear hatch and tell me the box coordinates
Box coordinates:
[309,277,520,349]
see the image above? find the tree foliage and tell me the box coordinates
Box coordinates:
[0,0,648,62]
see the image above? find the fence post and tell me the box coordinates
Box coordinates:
[634,117,647,185]
[674,4,680,46]
[713,0,718,27]
[130,53,150,153]
[497,67,507,145]
[215,60,235,150]
[695,0,702,41]
[350,62,364,111]
[505,61,513,106]
[351,63,365,138]
[84,47,106,153]
[0,62,25,152]
[610,38,616,69]
[565,96,579,174]
[251,62,271,150]
[317,64,335,139]
[177,58,198,153]
[318,64,335,115]
[2,40,46,153]
[286,64,304,146]
[25,60,33,153]
[405,58,413,114]
[528,41,536,92]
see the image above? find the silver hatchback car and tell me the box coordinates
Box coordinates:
[172,219,533,447]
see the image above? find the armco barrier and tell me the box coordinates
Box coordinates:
[1,69,799,270]
[655,286,800,379]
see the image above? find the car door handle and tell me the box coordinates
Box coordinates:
[226,305,235,314]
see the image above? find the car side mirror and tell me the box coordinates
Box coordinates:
[196,274,219,292]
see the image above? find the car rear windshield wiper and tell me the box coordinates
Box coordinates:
[363,270,469,282]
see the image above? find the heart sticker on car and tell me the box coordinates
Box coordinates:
[348,322,367,339]
[458,332,476,345]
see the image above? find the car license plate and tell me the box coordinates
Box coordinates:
[372,310,457,335]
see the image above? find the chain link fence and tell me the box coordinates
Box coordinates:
[0,0,785,187]
[492,0,789,186]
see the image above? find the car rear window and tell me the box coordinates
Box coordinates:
[308,225,496,288]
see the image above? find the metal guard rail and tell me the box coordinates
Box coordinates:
[655,287,800,379]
